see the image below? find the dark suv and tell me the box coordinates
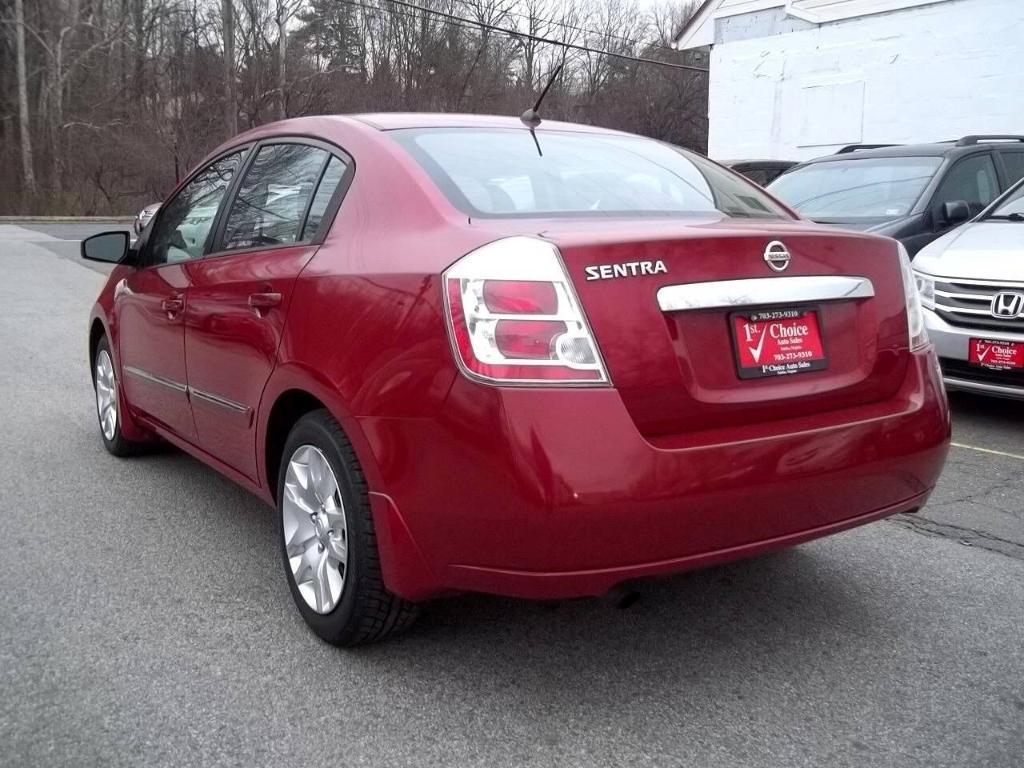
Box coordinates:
[767,136,1024,256]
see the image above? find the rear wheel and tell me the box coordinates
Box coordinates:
[278,409,418,646]
[93,337,146,457]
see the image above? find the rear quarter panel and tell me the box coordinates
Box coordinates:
[258,120,493,492]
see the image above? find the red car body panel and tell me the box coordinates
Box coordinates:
[89,114,951,603]
[184,243,320,480]
[114,263,195,440]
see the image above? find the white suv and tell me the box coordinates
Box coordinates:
[914,177,1024,399]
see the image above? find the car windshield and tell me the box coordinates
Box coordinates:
[767,157,942,220]
[985,182,1024,219]
[390,128,790,220]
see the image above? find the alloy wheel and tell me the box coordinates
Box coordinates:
[282,445,349,614]
[94,349,118,441]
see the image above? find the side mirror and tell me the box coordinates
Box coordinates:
[941,200,971,227]
[81,231,130,264]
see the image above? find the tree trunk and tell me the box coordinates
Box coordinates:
[131,0,144,99]
[14,0,37,197]
[51,40,64,196]
[276,0,287,120]
[222,0,237,136]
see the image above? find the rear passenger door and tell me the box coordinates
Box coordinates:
[183,140,351,480]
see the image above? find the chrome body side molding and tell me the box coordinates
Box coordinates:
[122,366,250,415]
[122,365,188,393]
[188,386,250,415]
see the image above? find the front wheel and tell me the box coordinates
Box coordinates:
[277,410,418,646]
[93,338,147,457]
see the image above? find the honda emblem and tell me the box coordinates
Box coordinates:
[991,291,1024,319]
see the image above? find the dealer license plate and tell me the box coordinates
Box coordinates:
[731,309,828,379]
[969,338,1024,371]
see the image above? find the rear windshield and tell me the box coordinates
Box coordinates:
[390,128,790,220]
[768,156,942,220]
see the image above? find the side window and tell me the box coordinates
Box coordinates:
[934,154,999,215]
[301,156,348,239]
[221,144,329,251]
[147,151,244,266]
[999,151,1024,186]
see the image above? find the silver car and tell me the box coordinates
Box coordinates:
[914,178,1024,399]
[133,202,161,234]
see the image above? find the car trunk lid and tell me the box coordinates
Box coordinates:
[543,217,910,438]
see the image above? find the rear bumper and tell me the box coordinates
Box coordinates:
[360,349,951,601]
[924,308,1024,399]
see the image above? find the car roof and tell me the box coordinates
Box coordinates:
[805,143,960,162]
[722,159,797,167]
[346,112,631,135]
[797,139,1024,165]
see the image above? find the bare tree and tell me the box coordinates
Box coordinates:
[223,0,237,135]
[1,0,708,214]
[14,0,36,195]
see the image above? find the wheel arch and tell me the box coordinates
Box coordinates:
[263,389,330,502]
[258,355,388,497]
[88,318,107,381]
[259,383,437,602]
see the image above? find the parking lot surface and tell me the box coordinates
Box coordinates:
[2,223,1022,767]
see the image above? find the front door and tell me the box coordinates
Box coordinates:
[117,149,248,440]
[116,263,193,438]
[184,142,349,480]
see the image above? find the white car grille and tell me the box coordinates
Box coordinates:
[933,278,1024,333]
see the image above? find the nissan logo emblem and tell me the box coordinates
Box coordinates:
[991,291,1024,319]
[764,241,791,272]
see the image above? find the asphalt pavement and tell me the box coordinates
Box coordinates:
[1,223,1022,768]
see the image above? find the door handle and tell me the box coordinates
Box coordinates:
[161,295,184,317]
[248,292,282,316]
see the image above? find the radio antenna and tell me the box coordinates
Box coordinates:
[520,60,564,156]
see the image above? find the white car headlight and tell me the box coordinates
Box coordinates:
[913,271,935,310]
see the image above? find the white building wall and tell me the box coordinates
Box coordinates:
[708,0,1024,161]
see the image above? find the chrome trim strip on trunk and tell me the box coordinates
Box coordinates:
[122,365,188,393]
[656,276,875,312]
[188,386,251,415]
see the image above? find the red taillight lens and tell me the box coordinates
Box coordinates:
[443,237,609,385]
[483,280,558,315]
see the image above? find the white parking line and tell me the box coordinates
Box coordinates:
[951,442,1024,462]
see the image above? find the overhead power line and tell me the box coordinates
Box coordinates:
[341,0,497,39]
[447,0,677,55]
[341,0,709,74]
[386,0,709,72]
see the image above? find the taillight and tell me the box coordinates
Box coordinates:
[898,242,929,351]
[443,237,610,385]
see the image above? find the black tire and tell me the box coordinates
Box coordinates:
[277,409,419,646]
[92,337,147,457]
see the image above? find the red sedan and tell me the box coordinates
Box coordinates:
[83,114,951,645]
